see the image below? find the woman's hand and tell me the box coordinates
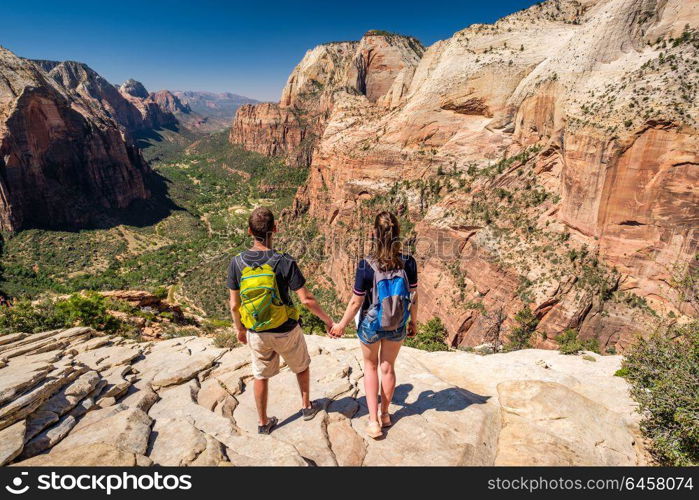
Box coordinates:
[407,321,418,338]
[329,322,345,338]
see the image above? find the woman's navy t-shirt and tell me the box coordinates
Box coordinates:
[353,254,418,312]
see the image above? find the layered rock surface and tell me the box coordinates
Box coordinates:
[231,0,699,350]
[0,48,151,231]
[0,328,646,466]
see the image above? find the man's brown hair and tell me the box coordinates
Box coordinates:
[248,207,275,243]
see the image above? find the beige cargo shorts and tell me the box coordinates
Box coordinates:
[247,325,310,379]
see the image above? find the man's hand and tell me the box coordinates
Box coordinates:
[329,322,345,338]
[407,321,418,338]
[237,328,248,345]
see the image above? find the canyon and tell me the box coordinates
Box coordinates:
[0,49,151,232]
[0,0,696,468]
[0,49,255,232]
[230,0,699,351]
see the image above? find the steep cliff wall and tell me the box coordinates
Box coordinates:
[230,34,424,166]
[0,48,151,231]
[232,0,698,350]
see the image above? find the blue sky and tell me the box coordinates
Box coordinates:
[1,0,539,101]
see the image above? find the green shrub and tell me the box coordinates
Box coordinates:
[555,328,600,354]
[0,299,65,334]
[404,317,449,352]
[53,292,124,333]
[213,330,238,349]
[152,286,169,300]
[0,292,125,335]
[504,307,538,351]
[620,322,698,465]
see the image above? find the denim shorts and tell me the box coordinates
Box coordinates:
[357,314,407,345]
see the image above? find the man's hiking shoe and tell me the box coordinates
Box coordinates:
[301,401,321,421]
[258,416,278,435]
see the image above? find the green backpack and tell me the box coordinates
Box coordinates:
[235,253,299,331]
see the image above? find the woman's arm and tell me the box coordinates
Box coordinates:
[329,294,364,337]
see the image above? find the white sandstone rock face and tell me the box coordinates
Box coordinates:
[0,328,647,466]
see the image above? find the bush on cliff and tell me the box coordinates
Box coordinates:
[556,329,600,354]
[0,292,125,335]
[620,322,698,465]
[504,307,538,351]
[405,317,449,352]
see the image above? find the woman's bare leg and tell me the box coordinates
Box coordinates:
[379,339,402,415]
[360,341,382,423]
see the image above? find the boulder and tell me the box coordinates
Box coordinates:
[0,420,26,466]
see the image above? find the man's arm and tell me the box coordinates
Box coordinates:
[295,286,333,330]
[229,289,247,344]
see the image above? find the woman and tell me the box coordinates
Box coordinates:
[330,211,418,438]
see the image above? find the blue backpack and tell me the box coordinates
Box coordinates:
[364,257,412,332]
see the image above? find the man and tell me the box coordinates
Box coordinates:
[228,207,334,434]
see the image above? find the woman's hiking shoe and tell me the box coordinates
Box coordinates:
[380,412,392,428]
[365,420,383,439]
[301,401,321,421]
[258,416,278,435]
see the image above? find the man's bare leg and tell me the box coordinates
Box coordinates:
[253,378,269,425]
[296,367,311,409]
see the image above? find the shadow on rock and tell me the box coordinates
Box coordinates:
[327,384,489,425]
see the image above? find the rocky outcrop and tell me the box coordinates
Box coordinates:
[35,60,146,133]
[0,328,646,466]
[0,48,151,231]
[119,79,149,99]
[230,33,424,166]
[118,79,178,131]
[35,63,181,135]
[151,90,191,114]
[239,0,699,350]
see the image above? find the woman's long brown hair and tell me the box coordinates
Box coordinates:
[371,211,403,271]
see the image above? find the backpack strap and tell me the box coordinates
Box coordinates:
[364,257,381,307]
[234,254,247,273]
[235,251,283,271]
[265,252,284,270]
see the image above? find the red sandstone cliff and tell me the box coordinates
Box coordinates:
[230,0,699,351]
[0,48,151,231]
[230,33,424,166]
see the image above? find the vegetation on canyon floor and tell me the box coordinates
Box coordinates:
[0,130,309,322]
